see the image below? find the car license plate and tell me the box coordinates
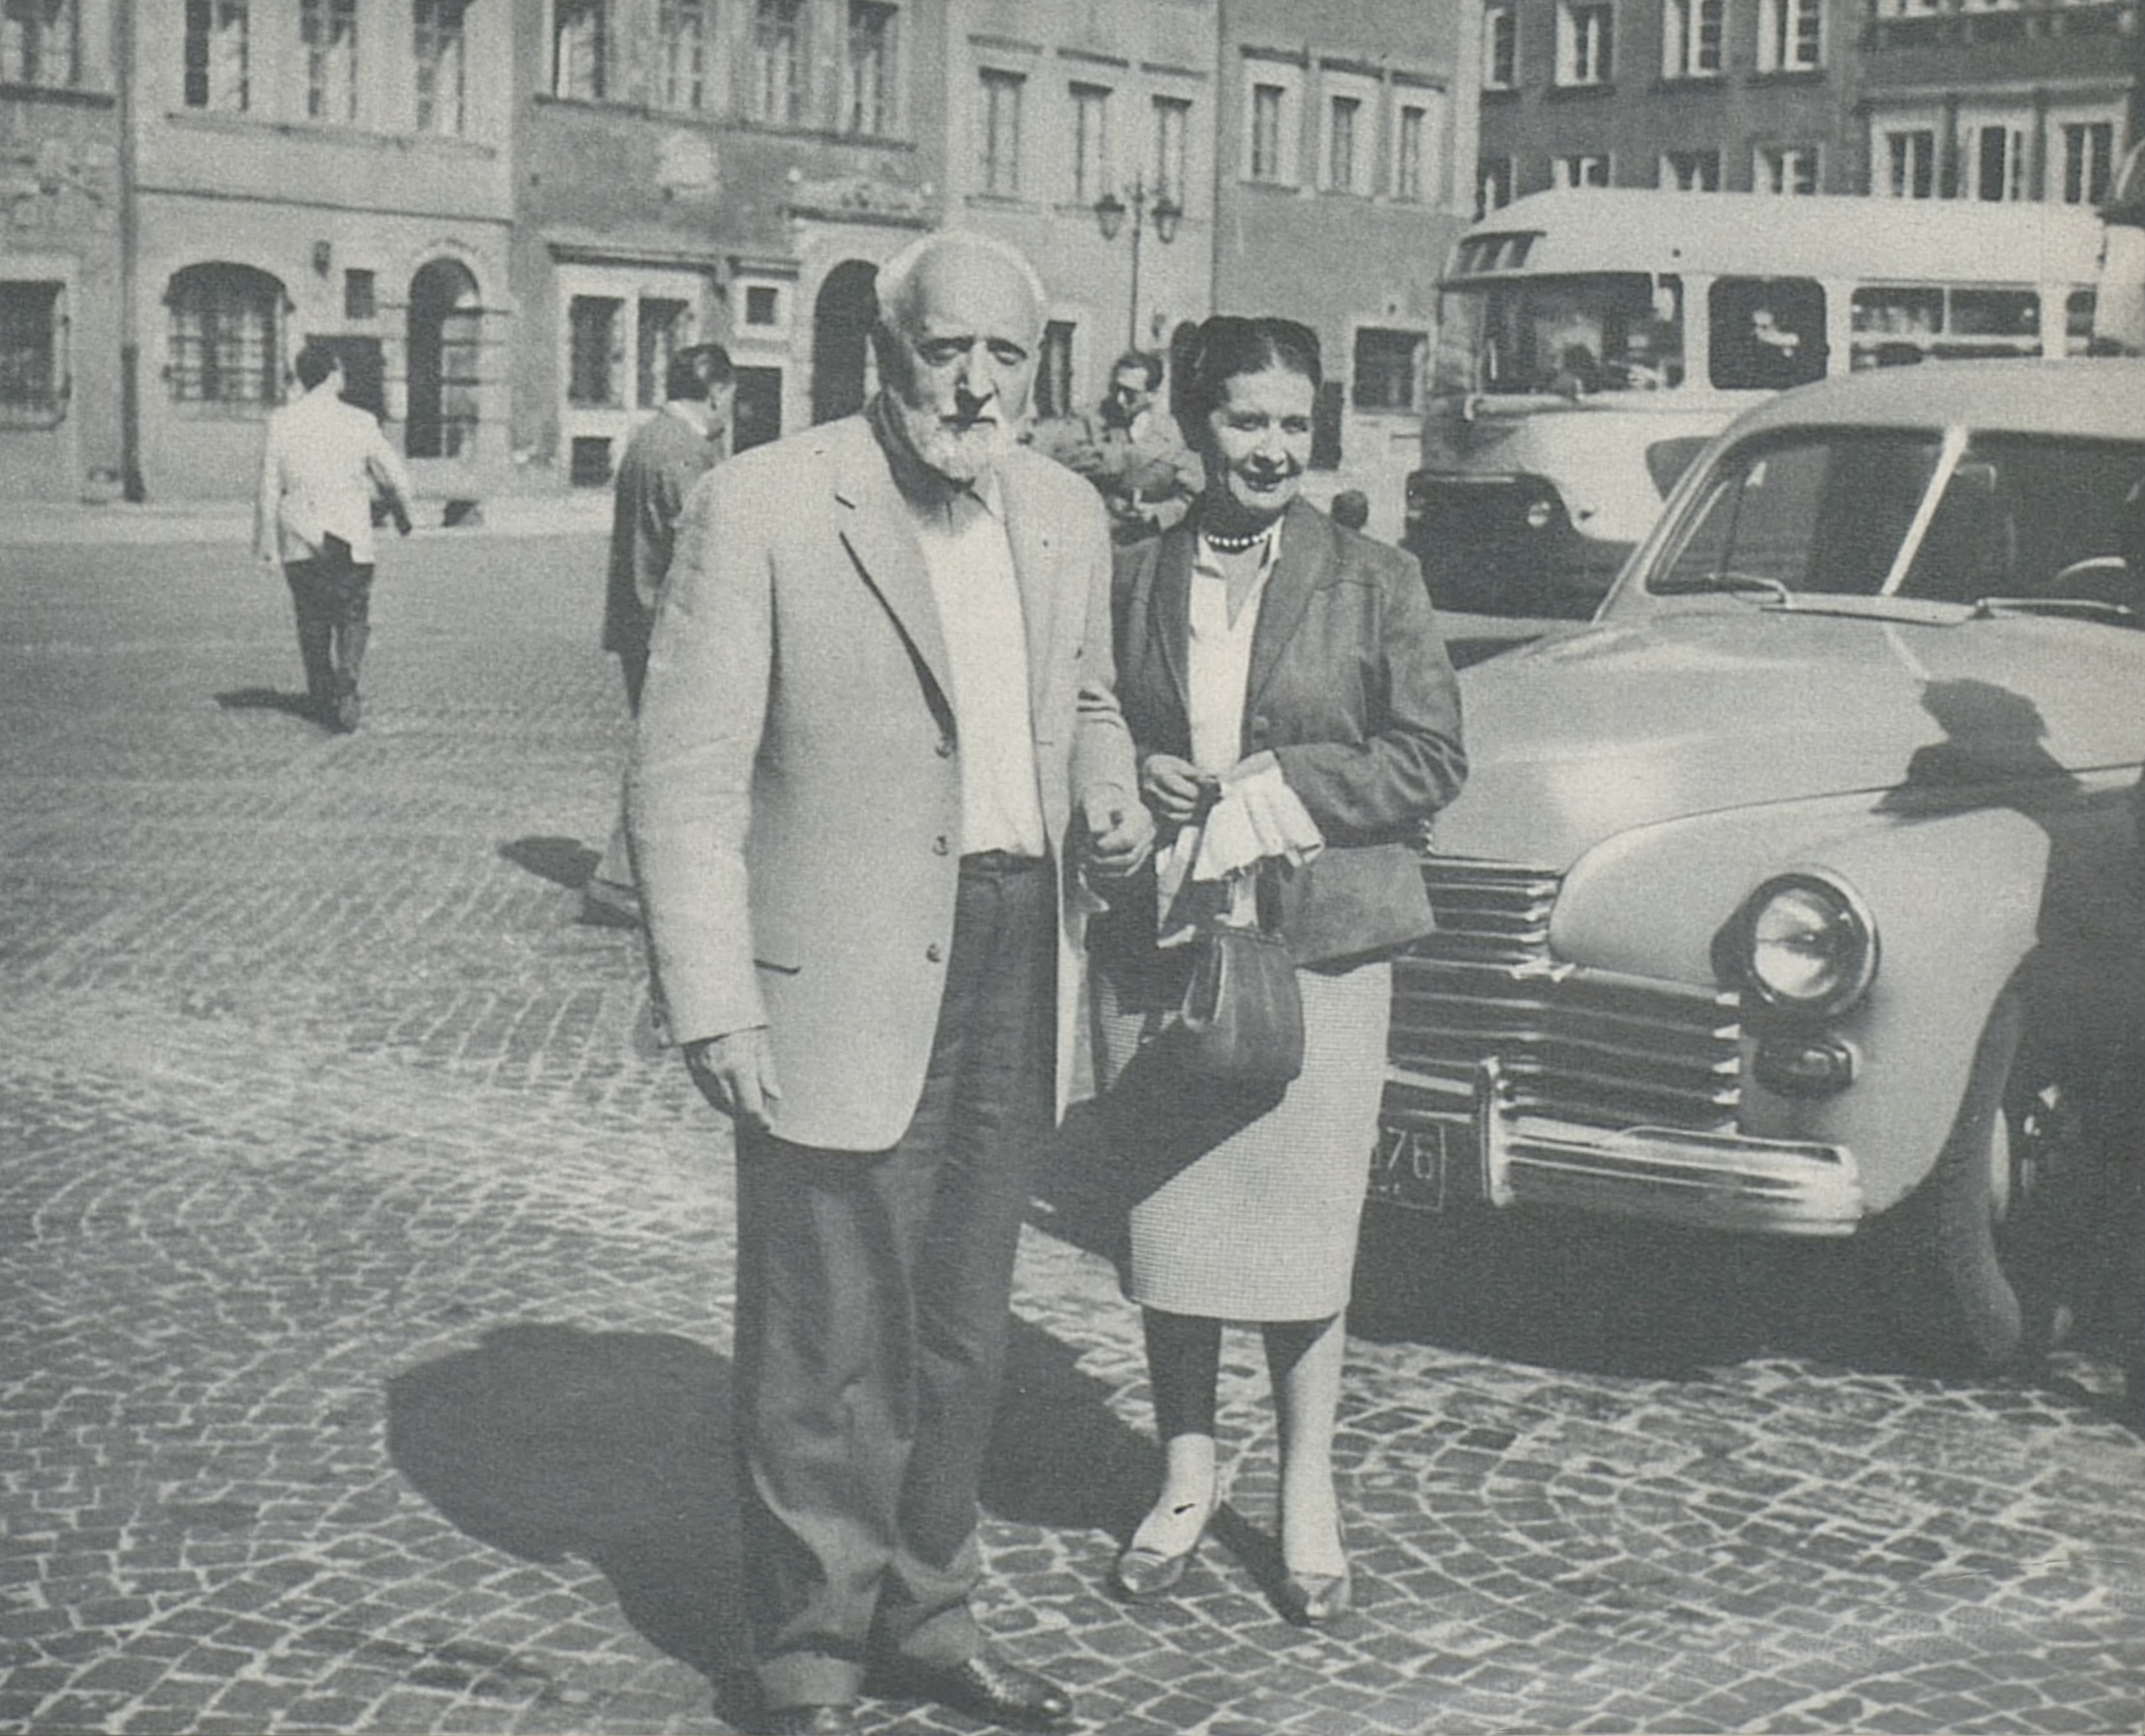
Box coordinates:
[1368,1120,1478,1214]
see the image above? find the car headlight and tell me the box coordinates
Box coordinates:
[1736,872,1877,1015]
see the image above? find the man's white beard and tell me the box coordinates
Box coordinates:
[899,398,1017,486]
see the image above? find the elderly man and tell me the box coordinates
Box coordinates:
[630,233,1151,1735]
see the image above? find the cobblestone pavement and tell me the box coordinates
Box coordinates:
[3,531,2142,1736]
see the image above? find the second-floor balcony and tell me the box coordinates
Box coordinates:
[1866,0,2141,52]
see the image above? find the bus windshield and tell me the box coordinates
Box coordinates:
[1435,273,1684,398]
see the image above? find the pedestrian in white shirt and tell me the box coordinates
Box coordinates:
[254,342,416,731]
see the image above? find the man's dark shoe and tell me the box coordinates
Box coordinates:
[757,1702,862,1735]
[331,688,362,733]
[892,1651,1073,1730]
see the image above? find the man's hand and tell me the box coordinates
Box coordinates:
[1079,789,1154,882]
[685,1029,782,1131]
[1138,753,1211,827]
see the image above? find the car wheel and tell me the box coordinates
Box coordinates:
[1874,990,2096,1376]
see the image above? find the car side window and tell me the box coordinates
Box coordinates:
[1900,435,2145,611]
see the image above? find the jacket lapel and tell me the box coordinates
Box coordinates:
[1244,499,1330,712]
[830,419,954,712]
[1148,524,1197,719]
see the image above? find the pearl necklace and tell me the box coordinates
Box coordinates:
[1202,524,1275,553]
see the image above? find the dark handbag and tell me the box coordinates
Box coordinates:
[1174,919,1304,1090]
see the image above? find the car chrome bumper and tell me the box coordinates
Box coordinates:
[1377,1059,1863,1236]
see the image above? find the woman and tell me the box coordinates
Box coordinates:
[1092,316,1466,1624]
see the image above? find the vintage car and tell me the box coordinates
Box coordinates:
[1373,358,2145,1373]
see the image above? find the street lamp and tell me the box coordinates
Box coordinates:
[1094,175,1181,350]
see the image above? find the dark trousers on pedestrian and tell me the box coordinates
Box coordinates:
[284,547,374,718]
[731,854,1056,1713]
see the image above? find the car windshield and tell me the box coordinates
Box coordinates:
[1650,427,2145,619]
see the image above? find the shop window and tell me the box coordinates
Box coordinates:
[0,281,65,424]
[568,295,624,407]
[166,263,282,407]
[637,297,692,409]
[1353,328,1424,414]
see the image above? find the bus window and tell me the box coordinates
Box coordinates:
[1936,288,2041,360]
[1851,286,1942,369]
[1432,273,1683,397]
[1708,278,1828,390]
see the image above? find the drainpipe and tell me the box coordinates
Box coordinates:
[116,0,144,500]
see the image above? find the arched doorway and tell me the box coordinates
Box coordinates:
[406,259,482,458]
[811,259,878,424]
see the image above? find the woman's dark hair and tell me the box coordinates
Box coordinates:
[1169,315,1322,446]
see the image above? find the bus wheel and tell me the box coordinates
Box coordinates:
[1871,991,2094,1376]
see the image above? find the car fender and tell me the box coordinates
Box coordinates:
[1549,794,2052,1217]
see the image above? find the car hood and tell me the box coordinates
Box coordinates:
[1438,605,2143,867]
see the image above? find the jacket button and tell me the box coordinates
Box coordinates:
[932,835,950,856]
[1251,714,1270,736]
[925,943,945,963]
[936,736,956,758]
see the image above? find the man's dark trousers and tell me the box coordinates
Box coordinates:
[283,540,374,719]
[731,853,1056,1712]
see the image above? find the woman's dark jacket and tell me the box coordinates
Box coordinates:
[1105,496,1468,968]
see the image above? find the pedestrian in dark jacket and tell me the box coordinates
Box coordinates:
[584,343,734,925]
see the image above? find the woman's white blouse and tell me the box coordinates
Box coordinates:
[1184,528,1279,775]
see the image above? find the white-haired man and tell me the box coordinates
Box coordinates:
[630,232,1152,1734]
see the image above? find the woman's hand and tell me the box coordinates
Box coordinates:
[1140,753,1211,825]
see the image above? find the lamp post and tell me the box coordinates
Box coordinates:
[1093,175,1181,351]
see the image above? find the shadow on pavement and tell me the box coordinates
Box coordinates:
[985,1315,1154,1543]
[385,1321,755,1721]
[499,835,600,891]
[214,685,320,721]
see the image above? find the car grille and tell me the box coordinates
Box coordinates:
[1388,859,1741,1132]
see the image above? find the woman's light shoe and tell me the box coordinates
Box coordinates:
[1111,1496,1215,1601]
[1276,1526,1353,1626]
[1275,1562,1353,1626]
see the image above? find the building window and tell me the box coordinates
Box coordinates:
[1483,5,1516,90]
[1882,128,1935,198]
[754,0,805,125]
[657,0,710,111]
[414,0,468,134]
[1153,96,1190,204]
[183,0,249,112]
[1660,148,1720,191]
[166,263,282,406]
[343,268,375,319]
[1971,123,2026,202]
[2060,122,2115,206]
[567,295,624,407]
[1553,152,1610,188]
[1661,0,1720,79]
[979,68,1023,196]
[2,0,76,87]
[0,281,64,422]
[1395,104,1427,202]
[1756,0,1822,73]
[1556,2,1613,87]
[1035,319,1075,421]
[553,0,606,101]
[744,285,780,326]
[1352,328,1424,414]
[637,297,691,409]
[1249,82,1288,181]
[846,2,895,135]
[1477,155,1515,217]
[1070,82,1111,206]
[1755,144,1818,195]
[301,0,358,123]
[1325,93,1361,194]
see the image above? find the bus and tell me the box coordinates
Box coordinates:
[1408,190,2106,619]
